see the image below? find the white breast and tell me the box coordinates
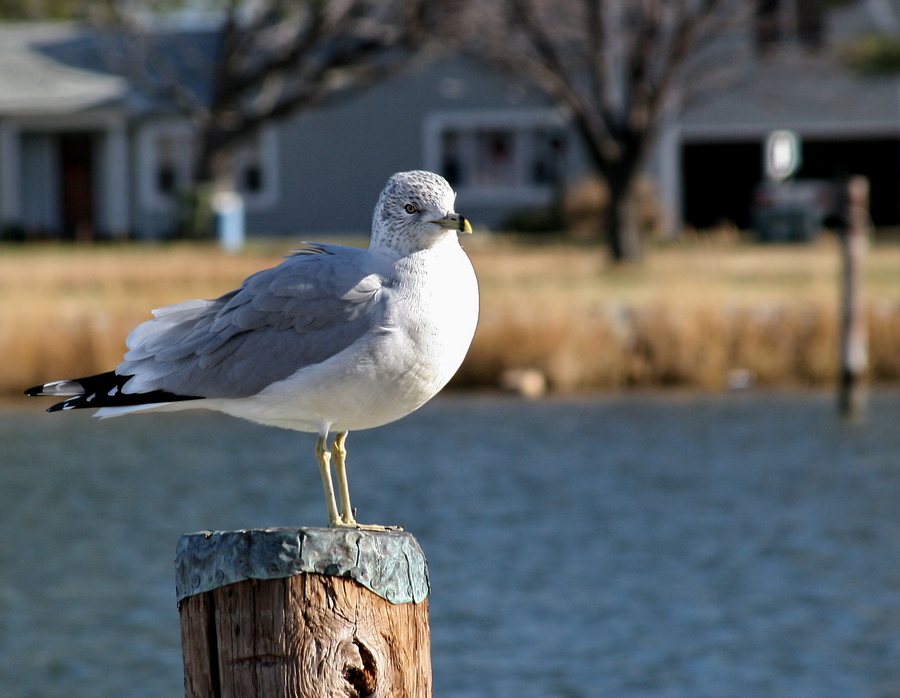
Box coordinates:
[386,241,480,399]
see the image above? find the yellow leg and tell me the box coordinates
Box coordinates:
[315,434,342,527]
[331,431,403,532]
[332,432,356,525]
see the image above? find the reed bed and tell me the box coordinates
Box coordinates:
[1,236,898,396]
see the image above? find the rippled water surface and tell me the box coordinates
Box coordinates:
[1,391,899,697]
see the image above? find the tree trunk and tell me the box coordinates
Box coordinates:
[178,140,235,240]
[577,121,646,262]
[606,178,643,262]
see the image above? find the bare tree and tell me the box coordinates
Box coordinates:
[93,0,437,235]
[459,0,741,260]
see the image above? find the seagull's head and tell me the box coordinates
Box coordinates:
[371,170,472,256]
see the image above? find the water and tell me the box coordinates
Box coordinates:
[1,391,899,698]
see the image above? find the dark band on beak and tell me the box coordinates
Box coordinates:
[432,213,473,233]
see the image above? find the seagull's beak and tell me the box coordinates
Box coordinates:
[431,213,472,234]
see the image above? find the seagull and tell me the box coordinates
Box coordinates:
[26,170,479,530]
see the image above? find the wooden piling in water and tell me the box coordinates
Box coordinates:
[837,176,869,419]
[175,528,432,698]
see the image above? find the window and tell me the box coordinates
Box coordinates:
[755,0,824,55]
[475,130,516,186]
[532,129,567,185]
[233,132,266,196]
[155,131,194,196]
[427,110,568,203]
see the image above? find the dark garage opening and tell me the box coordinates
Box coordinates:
[800,139,900,226]
[682,142,762,229]
[682,138,900,230]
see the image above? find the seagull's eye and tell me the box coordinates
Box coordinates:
[404,203,418,214]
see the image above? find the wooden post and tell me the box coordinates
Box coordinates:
[176,528,432,698]
[837,175,869,419]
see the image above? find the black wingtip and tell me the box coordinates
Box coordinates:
[27,371,203,412]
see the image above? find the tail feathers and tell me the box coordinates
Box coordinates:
[25,371,203,412]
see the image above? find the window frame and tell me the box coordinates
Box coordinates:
[137,120,279,213]
[424,109,569,205]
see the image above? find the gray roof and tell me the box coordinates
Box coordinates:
[0,21,220,118]
[682,53,900,139]
[0,23,127,115]
[683,0,900,140]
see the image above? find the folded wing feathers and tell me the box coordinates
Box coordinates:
[115,249,384,399]
[151,298,216,319]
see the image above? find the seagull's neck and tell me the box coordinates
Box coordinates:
[369,230,461,262]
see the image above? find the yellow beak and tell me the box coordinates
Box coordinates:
[431,213,472,234]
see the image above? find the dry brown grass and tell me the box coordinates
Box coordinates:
[2,235,898,396]
[457,233,900,391]
[1,243,281,393]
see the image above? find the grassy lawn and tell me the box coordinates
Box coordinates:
[1,234,898,396]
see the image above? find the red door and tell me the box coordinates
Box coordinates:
[59,133,95,241]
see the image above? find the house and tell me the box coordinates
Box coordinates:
[2,1,900,241]
[673,0,900,230]
[0,21,577,240]
[0,23,133,240]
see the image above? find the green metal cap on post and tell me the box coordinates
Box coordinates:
[175,527,430,605]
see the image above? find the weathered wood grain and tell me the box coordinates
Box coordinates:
[181,574,431,698]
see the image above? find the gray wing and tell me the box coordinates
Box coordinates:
[118,244,387,398]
